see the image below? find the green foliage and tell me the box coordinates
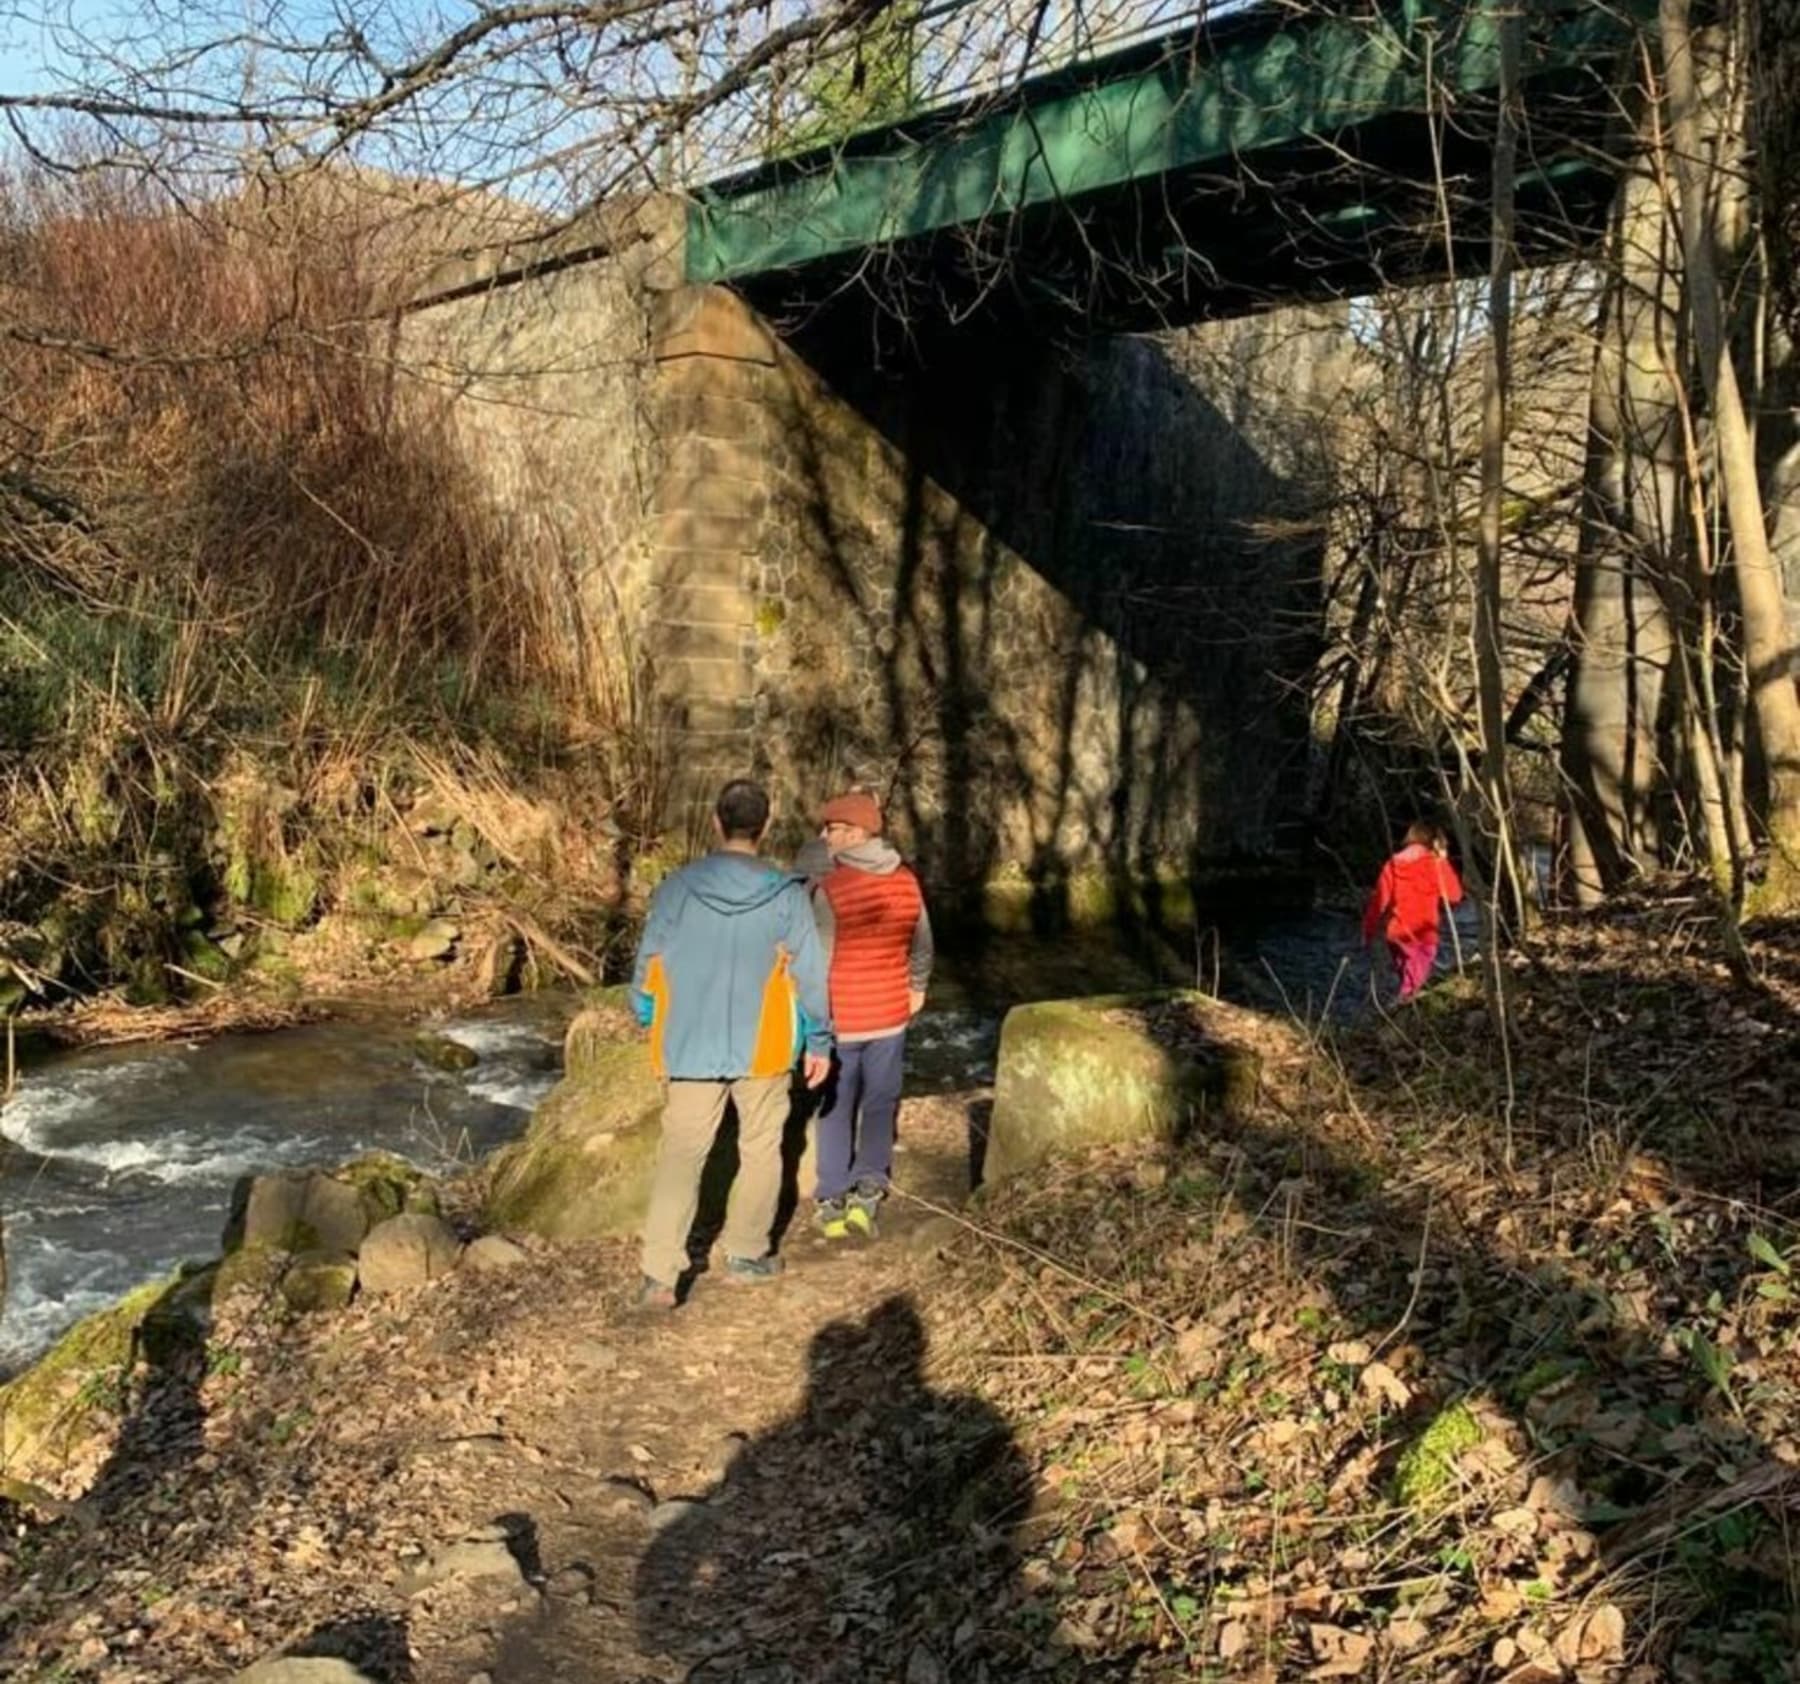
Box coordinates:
[1675,1326,1738,1409]
[1747,1231,1790,1276]
[787,2,918,152]
[1393,1400,1482,1510]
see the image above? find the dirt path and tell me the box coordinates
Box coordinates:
[0,1066,1002,1684]
[389,1088,989,1684]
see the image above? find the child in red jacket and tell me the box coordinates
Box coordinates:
[1362,821,1463,1001]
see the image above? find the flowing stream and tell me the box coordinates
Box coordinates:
[0,999,570,1373]
[0,889,1481,1373]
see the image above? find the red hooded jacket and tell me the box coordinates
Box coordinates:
[1362,844,1463,946]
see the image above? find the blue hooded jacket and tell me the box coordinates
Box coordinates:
[631,851,833,1081]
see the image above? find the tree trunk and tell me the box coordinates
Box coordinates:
[1661,0,1800,904]
[1561,123,1678,904]
[1476,3,1526,931]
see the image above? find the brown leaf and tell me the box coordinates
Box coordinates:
[1359,1361,1411,1410]
[1386,1617,1429,1654]
[1574,1603,1626,1664]
[1307,1622,1373,1677]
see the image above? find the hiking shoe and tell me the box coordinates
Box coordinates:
[634,1275,677,1312]
[845,1180,886,1238]
[814,1199,850,1240]
[722,1254,786,1285]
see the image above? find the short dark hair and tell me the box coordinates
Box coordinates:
[715,779,771,842]
[1405,819,1445,849]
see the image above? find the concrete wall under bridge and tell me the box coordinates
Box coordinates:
[397,198,1346,927]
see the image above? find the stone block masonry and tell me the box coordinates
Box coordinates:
[398,198,1335,902]
[644,286,780,824]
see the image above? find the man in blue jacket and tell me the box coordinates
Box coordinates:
[632,779,833,1308]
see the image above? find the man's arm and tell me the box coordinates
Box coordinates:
[1361,864,1392,944]
[631,880,678,1025]
[782,883,834,1059]
[812,882,836,967]
[907,895,934,1012]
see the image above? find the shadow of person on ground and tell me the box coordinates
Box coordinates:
[283,1611,414,1680]
[81,1272,208,1523]
[635,1295,1034,1681]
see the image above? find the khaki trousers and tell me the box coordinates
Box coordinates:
[640,1075,791,1288]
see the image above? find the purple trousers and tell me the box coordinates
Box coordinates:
[815,1030,905,1201]
[1389,935,1438,1000]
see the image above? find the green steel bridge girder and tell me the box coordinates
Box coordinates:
[685,0,1655,289]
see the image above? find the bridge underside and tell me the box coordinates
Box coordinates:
[689,1,1644,337]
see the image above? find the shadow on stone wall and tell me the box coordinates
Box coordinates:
[759,305,1329,932]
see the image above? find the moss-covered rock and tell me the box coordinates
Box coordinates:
[484,1035,664,1242]
[984,990,1261,1183]
[332,1151,433,1225]
[213,1243,284,1298]
[222,1157,435,1256]
[414,1030,479,1073]
[180,928,233,984]
[279,1251,358,1312]
[224,1170,370,1256]
[564,985,641,1078]
[0,1270,207,1477]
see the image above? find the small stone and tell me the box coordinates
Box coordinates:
[547,1564,595,1602]
[236,1661,378,1684]
[358,1212,463,1294]
[400,1538,527,1599]
[905,1643,944,1684]
[406,918,460,963]
[605,1478,655,1516]
[414,1031,479,1073]
[705,1431,747,1477]
[462,1235,529,1273]
[648,1498,706,1534]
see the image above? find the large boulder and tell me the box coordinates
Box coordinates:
[483,990,665,1241]
[357,1213,462,1294]
[0,1265,213,1480]
[226,1170,370,1256]
[984,991,1260,1183]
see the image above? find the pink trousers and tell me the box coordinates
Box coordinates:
[1388,935,1438,1000]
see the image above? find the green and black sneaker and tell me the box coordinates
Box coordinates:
[845,1180,886,1238]
[815,1198,850,1240]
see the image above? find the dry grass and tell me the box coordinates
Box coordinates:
[0,164,657,1006]
[913,946,1800,1680]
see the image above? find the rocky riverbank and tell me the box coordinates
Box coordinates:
[1,907,1797,1681]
